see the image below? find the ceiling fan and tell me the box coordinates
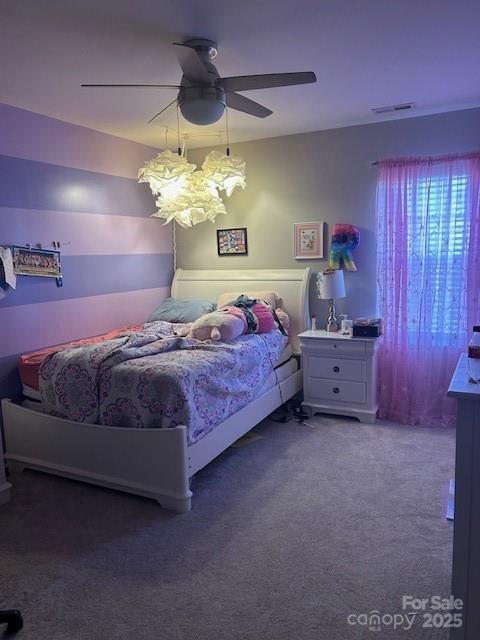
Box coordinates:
[82,38,317,126]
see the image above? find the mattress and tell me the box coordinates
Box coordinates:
[22,384,42,402]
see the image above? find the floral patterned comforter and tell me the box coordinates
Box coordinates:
[39,321,287,444]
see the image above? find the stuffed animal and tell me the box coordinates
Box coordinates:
[275,308,290,334]
[188,298,280,342]
[188,309,246,341]
[329,223,360,271]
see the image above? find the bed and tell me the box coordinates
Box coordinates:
[1,268,310,512]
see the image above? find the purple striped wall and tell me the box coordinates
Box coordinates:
[0,103,157,179]
[0,103,172,400]
[0,207,172,256]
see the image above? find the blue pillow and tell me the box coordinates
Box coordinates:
[148,297,216,323]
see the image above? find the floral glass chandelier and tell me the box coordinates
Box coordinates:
[138,108,246,228]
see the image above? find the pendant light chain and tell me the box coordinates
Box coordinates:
[172,220,177,273]
[172,114,179,270]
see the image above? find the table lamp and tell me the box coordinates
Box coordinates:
[316,268,346,332]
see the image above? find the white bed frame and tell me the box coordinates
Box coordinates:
[2,268,310,513]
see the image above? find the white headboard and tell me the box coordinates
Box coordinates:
[171,268,311,354]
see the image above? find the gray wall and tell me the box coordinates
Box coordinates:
[176,107,480,323]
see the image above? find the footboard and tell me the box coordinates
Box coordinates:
[1,399,192,512]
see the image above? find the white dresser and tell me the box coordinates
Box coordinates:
[299,330,380,423]
[447,355,480,640]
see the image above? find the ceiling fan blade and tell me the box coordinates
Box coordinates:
[226,92,272,118]
[172,43,211,83]
[81,84,180,88]
[220,71,316,93]
[148,98,178,124]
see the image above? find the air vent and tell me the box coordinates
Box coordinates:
[371,103,414,115]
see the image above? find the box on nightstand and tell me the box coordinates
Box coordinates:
[352,318,383,338]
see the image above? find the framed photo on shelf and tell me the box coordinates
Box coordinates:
[293,221,324,260]
[11,245,61,278]
[217,227,248,256]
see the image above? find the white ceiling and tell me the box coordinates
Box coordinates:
[1,0,479,149]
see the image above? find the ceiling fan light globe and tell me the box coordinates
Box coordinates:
[179,98,225,125]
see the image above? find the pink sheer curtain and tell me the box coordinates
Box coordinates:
[376,153,480,426]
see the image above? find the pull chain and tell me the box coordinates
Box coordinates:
[176,103,181,156]
[225,106,230,156]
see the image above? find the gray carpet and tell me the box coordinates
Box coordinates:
[0,415,455,640]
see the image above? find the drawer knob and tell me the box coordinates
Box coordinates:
[333,366,340,373]
[333,387,340,394]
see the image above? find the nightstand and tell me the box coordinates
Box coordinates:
[299,330,380,424]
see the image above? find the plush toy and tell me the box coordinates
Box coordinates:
[188,308,246,341]
[275,308,290,334]
[329,223,360,271]
[188,297,281,342]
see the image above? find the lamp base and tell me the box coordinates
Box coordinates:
[326,298,339,332]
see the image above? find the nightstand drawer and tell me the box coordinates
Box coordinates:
[306,377,366,404]
[308,356,366,382]
[303,339,366,355]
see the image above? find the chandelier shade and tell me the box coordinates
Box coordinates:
[153,171,227,228]
[137,150,196,195]
[202,150,246,197]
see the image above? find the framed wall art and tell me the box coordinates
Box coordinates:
[11,245,61,278]
[217,228,248,256]
[293,221,324,260]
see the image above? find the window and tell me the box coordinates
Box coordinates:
[375,153,480,426]
[406,174,469,341]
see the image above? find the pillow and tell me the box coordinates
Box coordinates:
[148,298,216,323]
[217,290,283,310]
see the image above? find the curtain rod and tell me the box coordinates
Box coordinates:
[370,151,480,169]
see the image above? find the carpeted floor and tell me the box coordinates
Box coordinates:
[0,415,455,640]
